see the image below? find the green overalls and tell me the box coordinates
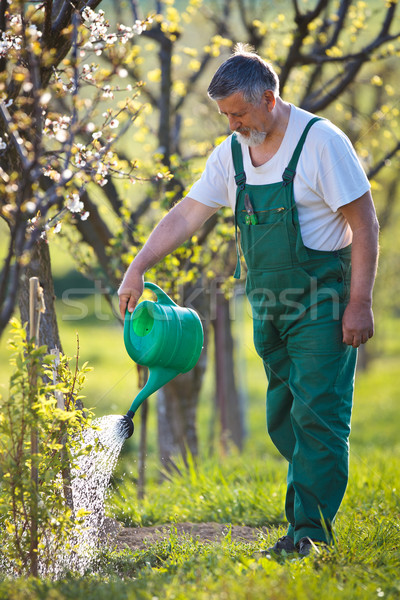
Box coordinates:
[232,118,357,544]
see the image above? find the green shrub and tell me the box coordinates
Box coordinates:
[0,319,93,577]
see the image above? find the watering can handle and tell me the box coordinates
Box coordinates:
[144,282,178,307]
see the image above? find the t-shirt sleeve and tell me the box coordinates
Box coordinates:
[187,138,231,209]
[315,128,371,212]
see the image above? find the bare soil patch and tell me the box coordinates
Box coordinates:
[114,522,270,551]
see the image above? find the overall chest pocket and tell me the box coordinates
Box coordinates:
[238,206,295,271]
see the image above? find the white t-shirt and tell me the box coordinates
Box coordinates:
[188,104,370,251]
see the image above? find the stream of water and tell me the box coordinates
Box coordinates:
[65,414,128,574]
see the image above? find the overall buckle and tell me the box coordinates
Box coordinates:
[234,172,246,190]
[282,167,296,186]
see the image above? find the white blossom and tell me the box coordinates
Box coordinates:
[102,85,114,99]
[39,92,52,105]
[55,129,68,143]
[106,34,117,45]
[44,115,71,138]
[26,24,42,39]
[24,201,36,214]
[109,119,119,129]
[66,193,84,213]
[62,169,73,180]
[43,167,61,182]
[133,20,145,35]
[97,162,108,176]
[74,154,86,167]
[81,7,97,23]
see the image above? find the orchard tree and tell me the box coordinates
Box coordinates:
[0,0,153,345]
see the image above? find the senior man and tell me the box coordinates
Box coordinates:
[118,44,379,557]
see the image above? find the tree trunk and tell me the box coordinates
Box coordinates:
[157,286,208,471]
[18,239,62,352]
[212,283,245,452]
[137,365,148,500]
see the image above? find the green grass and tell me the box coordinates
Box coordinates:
[1,510,400,599]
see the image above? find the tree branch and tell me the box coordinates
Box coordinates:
[299,1,399,111]
[73,190,120,287]
[367,140,400,181]
[381,0,397,37]
[0,224,26,336]
[102,177,124,217]
[0,0,7,73]
[322,0,351,51]
[0,102,31,171]
[375,177,398,232]
[43,0,54,40]
[280,0,330,91]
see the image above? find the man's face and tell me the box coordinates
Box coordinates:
[216,91,272,147]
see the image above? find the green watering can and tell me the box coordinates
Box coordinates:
[120,282,204,438]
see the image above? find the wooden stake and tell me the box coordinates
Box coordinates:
[28,277,45,577]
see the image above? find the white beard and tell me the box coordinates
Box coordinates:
[235,129,266,147]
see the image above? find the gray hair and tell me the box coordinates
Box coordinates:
[207,43,280,105]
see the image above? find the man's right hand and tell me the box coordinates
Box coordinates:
[118,269,144,319]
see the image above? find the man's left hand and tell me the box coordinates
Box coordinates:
[342,300,374,348]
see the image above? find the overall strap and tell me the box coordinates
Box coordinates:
[231,133,246,189]
[282,117,322,186]
[231,134,246,279]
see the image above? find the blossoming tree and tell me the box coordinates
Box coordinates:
[0,1,151,345]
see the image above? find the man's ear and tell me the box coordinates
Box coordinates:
[264,90,276,111]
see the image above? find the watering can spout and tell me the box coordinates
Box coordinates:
[120,414,134,439]
[127,365,180,416]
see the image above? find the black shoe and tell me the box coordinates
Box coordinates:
[266,535,297,556]
[297,537,328,557]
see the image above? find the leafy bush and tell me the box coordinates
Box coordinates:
[0,319,93,577]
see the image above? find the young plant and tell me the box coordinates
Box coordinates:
[0,319,93,577]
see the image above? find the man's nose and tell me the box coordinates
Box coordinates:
[228,115,240,131]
